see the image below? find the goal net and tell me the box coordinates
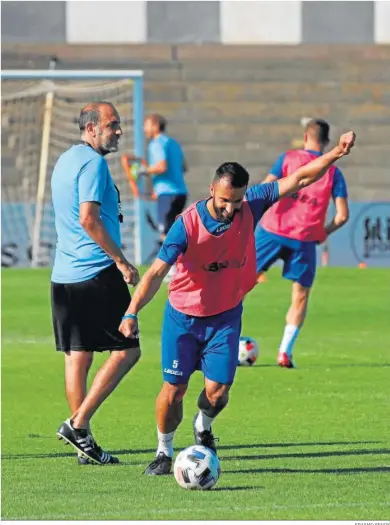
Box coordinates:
[1,70,158,268]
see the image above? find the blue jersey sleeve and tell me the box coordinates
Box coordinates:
[148,140,167,166]
[246,182,280,225]
[269,153,286,179]
[157,216,188,265]
[332,167,348,199]
[78,157,108,205]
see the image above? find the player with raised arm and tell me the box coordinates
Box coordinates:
[256,119,350,368]
[119,131,355,475]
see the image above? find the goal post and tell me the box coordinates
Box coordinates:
[1,69,158,268]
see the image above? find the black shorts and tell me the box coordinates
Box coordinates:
[51,263,139,352]
[157,194,187,235]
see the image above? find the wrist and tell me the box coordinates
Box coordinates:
[122,313,138,321]
[331,145,344,159]
[114,256,127,265]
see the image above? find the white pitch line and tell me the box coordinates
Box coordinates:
[2,337,53,345]
[8,500,390,521]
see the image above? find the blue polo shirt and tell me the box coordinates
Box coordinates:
[51,144,120,284]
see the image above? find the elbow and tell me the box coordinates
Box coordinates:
[79,214,96,231]
[336,211,349,226]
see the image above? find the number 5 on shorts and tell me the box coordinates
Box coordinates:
[173,360,179,369]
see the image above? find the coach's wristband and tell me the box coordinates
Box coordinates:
[122,313,138,321]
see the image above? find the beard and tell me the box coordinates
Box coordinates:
[212,198,237,224]
[100,137,119,154]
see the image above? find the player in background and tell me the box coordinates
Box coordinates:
[256,119,350,369]
[126,114,188,282]
[119,131,355,475]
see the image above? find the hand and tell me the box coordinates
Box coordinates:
[336,131,356,156]
[130,163,147,180]
[119,317,139,339]
[116,260,140,286]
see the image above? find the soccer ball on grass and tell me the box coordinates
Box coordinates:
[174,445,221,490]
[238,336,259,366]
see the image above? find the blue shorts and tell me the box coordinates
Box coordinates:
[157,194,187,235]
[255,226,317,288]
[161,301,242,385]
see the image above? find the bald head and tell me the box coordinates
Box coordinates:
[78,101,122,155]
[78,101,117,132]
[304,119,330,151]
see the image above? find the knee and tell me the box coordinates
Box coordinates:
[85,359,93,375]
[116,347,141,372]
[208,389,229,408]
[293,290,309,313]
[84,353,94,372]
[166,383,188,405]
[199,386,230,416]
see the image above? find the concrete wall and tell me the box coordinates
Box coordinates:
[2,1,390,44]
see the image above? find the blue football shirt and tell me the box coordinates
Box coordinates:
[147,134,187,196]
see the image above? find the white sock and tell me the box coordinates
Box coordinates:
[157,428,175,458]
[279,324,300,357]
[195,410,214,432]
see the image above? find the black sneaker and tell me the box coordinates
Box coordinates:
[143,452,172,475]
[77,446,119,465]
[192,414,218,454]
[57,419,117,465]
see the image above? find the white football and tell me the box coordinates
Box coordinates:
[238,336,259,366]
[174,445,221,490]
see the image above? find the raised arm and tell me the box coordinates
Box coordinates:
[277,131,355,199]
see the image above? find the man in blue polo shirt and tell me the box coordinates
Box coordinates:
[52,101,141,465]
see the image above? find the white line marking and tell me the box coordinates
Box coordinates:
[7,501,390,520]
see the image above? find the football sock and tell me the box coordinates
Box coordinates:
[279,324,300,357]
[157,428,175,458]
[195,411,215,432]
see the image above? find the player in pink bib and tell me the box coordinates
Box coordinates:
[256,120,350,368]
[119,131,355,476]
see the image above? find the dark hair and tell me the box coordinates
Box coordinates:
[78,101,115,131]
[213,162,250,188]
[305,118,330,146]
[148,114,167,132]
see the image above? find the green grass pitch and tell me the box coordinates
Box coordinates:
[2,267,389,520]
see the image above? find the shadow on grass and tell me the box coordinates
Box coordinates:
[226,466,390,475]
[222,448,390,461]
[2,442,384,461]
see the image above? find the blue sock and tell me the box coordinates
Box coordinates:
[279,324,300,357]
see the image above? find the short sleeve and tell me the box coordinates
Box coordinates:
[245,182,280,224]
[269,153,286,179]
[157,216,188,265]
[78,157,108,205]
[148,140,167,165]
[332,167,348,199]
